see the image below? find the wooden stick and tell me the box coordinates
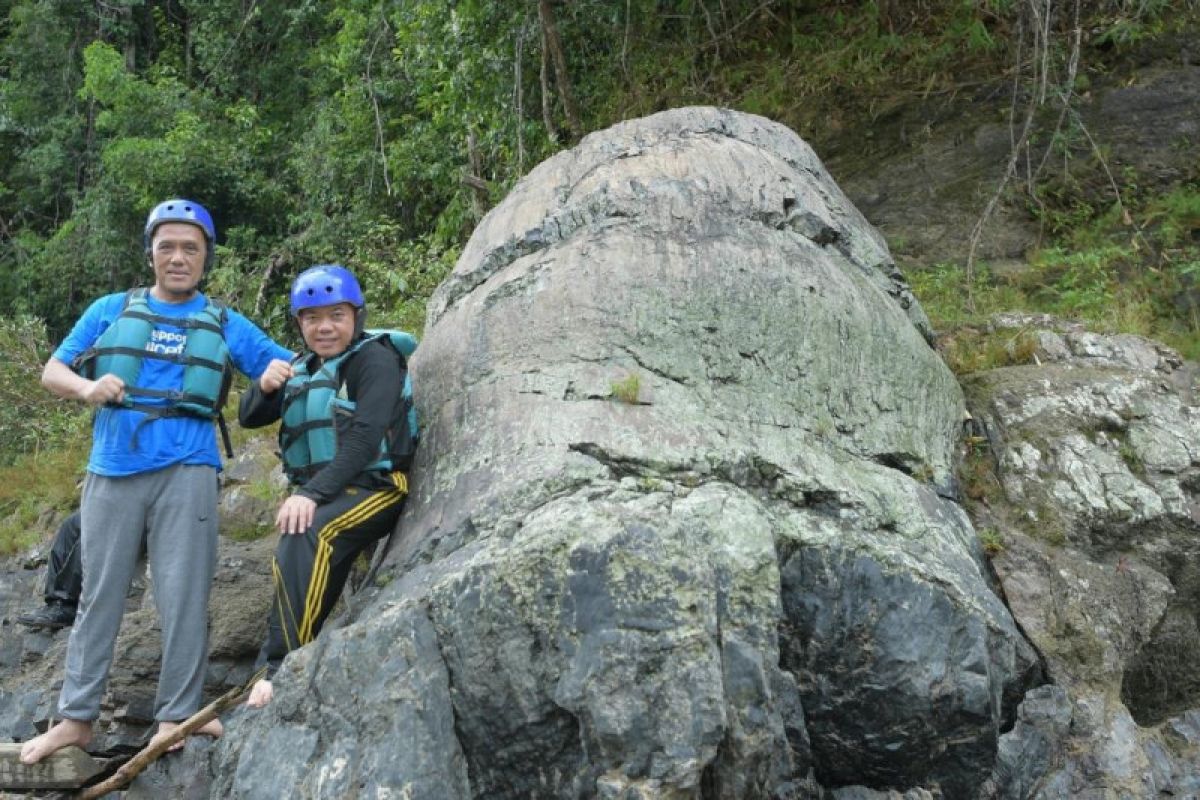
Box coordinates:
[79,668,267,799]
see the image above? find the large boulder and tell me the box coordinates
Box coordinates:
[215,107,1039,799]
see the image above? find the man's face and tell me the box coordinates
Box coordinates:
[297,302,357,359]
[150,222,207,301]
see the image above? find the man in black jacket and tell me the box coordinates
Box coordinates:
[240,264,414,708]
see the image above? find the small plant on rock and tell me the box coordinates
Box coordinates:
[1118,440,1144,476]
[978,527,1004,556]
[611,373,641,404]
[960,436,1002,503]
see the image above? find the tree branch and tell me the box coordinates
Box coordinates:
[364,21,393,198]
[465,130,489,220]
[78,670,265,799]
[514,21,526,174]
[538,0,581,141]
[539,18,556,143]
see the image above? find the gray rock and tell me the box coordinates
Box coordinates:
[214,107,1039,799]
[219,435,287,539]
[967,318,1200,796]
[212,605,469,800]
[0,533,275,756]
[982,684,1072,800]
[834,65,1200,270]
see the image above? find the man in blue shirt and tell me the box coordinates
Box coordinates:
[20,199,293,764]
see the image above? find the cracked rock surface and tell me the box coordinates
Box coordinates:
[214,107,1042,799]
[965,314,1200,799]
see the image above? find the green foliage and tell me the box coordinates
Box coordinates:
[1090,0,1174,47]
[347,231,458,336]
[1118,439,1144,476]
[978,527,1004,556]
[908,263,1029,330]
[0,315,89,465]
[611,373,641,405]
[637,477,664,493]
[1146,186,1200,248]
[933,326,1039,375]
[0,314,88,553]
[1032,246,1133,322]
[0,0,1197,362]
[911,177,1200,363]
[0,445,87,556]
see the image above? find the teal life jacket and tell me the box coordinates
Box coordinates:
[73,288,234,454]
[278,330,418,485]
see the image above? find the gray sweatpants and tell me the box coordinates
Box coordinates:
[59,463,218,722]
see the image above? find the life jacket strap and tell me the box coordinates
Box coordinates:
[279,418,333,453]
[91,345,225,374]
[121,402,234,458]
[121,308,224,335]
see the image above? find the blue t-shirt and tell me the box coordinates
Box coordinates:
[54,290,292,476]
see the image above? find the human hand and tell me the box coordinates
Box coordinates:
[82,374,125,406]
[276,494,316,535]
[259,359,294,393]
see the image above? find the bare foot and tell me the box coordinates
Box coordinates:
[19,718,93,765]
[153,717,224,753]
[245,679,274,708]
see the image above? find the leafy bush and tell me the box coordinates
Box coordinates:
[0,314,88,553]
[0,315,89,465]
[0,444,87,555]
[911,180,1200,362]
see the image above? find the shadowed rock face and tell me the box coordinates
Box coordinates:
[214,107,1039,799]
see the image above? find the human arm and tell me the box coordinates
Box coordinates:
[238,379,285,429]
[44,294,128,406]
[222,307,294,382]
[42,357,127,406]
[224,308,294,428]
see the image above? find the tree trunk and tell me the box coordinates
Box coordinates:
[538,0,582,142]
[515,25,526,173]
[539,19,557,143]
[466,131,489,220]
[122,3,136,72]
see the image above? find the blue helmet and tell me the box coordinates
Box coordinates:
[290,264,365,316]
[144,199,217,269]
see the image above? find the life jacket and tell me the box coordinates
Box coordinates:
[278,330,418,485]
[73,288,234,454]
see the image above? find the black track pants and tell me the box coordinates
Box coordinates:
[259,477,407,676]
[46,510,83,605]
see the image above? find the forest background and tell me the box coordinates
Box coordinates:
[1,0,1198,545]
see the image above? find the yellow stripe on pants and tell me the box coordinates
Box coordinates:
[297,486,406,644]
[271,557,301,652]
